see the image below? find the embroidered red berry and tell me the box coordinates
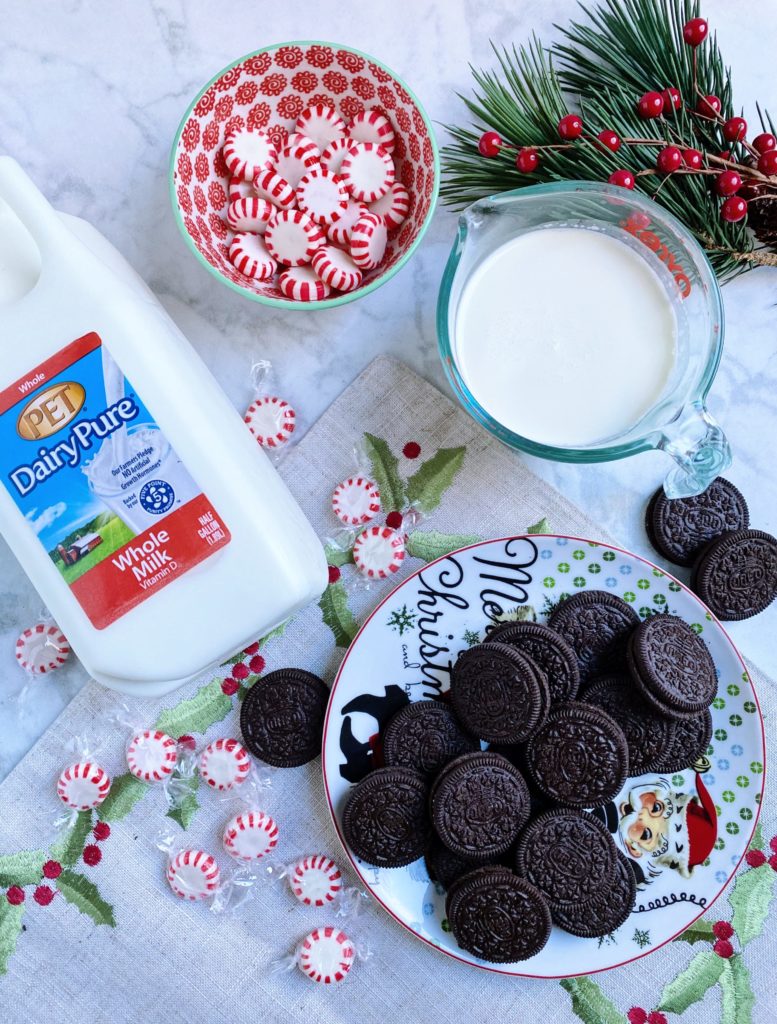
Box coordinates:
[221,677,240,696]
[722,116,747,143]
[682,148,703,169]
[637,91,664,119]
[609,169,635,189]
[713,920,734,940]
[6,886,25,906]
[515,147,539,173]
[714,170,742,196]
[595,129,621,152]
[757,150,777,176]
[627,1009,648,1024]
[558,114,583,140]
[746,848,767,867]
[248,654,265,674]
[769,853,777,871]
[93,822,111,842]
[770,835,777,854]
[243,641,260,656]
[33,885,55,907]
[713,938,734,958]
[231,662,249,681]
[647,1014,668,1024]
[478,131,502,157]
[403,441,421,459]
[42,860,62,880]
[661,87,681,114]
[386,510,404,530]
[83,844,102,867]
[178,735,196,750]
[328,564,341,584]
[753,133,777,155]
[720,196,748,223]
[656,146,682,174]
[696,94,721,117]
[683,18,709,47]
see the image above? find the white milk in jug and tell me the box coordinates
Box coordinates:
[0,158,327,696]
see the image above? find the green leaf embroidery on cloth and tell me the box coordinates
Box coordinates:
[720,955,755,1024]
[325,542,356,568]
[56,868,116,927]
[166,776,200,831]
[559,976,623,1024]
[406,530,482,562]
[319,581,359,648]
[405,447,466,513]
[50,811,94,867]
[527,516,551,534]
[155,678,232,738]
[97,774,150,823]
[749,821,764,851]
[658,950,727,1014]
[0,900,25,976]
[729,863,777,946]
[0,849,46,887]
[364,433,405,513]
[674,918,717,945]
[259,619,290,647]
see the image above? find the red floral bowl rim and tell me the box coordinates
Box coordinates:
[168,40,440,310]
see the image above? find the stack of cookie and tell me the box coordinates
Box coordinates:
[340,591,718,963]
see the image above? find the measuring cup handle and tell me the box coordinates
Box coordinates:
[658,401,732,498]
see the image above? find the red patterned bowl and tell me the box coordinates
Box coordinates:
[170,41,439,309]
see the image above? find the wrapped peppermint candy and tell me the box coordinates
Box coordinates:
[243,358,300,461]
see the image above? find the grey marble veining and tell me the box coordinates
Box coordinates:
[1,0,776,781]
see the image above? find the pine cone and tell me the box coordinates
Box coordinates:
[742,180,777,246]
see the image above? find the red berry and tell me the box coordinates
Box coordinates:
[42,860,62,880]
[243,641,260,656]
[662,87,682,114]
[753,133,777,155]
[596,129,622,152]
[683,17,709,47]
[558,114,583,140]
[178,734,196,750]
[757,150,777,175]
[647,1014,668,1024]
[713,938,734,959]
[83,845,102,867]
[386,510,404,530]
[720,196,748,223]
[33,885,55,907]
[515,147,539,173]
[696,95,721,117]
[231,662,249,681]
[769,853,777,871]
[93,822,111,842]
[637,91,664,119]
[248,654,265,674]
[746,848,767,867]
[608,169,635,189]
[221,677,239,696]
[402,441,421,459]
[714,170,742,196]
[627,1010,648,1024]
[770,835,777,854]
[656,146,682,174]
[682,148,704,169]
[718,150,731,161]
[6,886,25,906]
[478,131,502,157]
[713,920,734,939]
[327,564,341,584]
[723,116,747,143]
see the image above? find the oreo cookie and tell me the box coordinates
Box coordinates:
[240,668,329,767]
[431,752,531,862]
[446,867,552,963]
[691,528,777,621]
[514,808,617,908]
[525,702,629,807]
[582,674,675,776]
[646,478,749,567]
[451,642,550,744]
[425,834,481,890]
[486,621,580,702]
[382,699,479,778]
[341,767,430,867]
[550,850,637,938]
[548,591,640,683]
[650,709,713,774]
[627,614,717,718]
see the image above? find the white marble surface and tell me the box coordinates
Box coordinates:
[1,0,776,782]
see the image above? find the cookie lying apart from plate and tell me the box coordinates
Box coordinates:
[339,592,718,963]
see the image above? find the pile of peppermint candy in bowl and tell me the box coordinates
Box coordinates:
[170,42,438,308]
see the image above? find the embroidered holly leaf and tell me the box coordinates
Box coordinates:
[749,821,764,851]
[658,950,727,1014]
[405,447,466,513]
[237,674,260,703]
[0,899,25,976]
[527,516,551,534]
[406,530,481,562]
[364,433,405,512]
[223,651,247,666]
[325,542,356,568]
[319,581,359,648]
[50,811,94,867]
[720,954,755,1024]
[259,618,290,646]
[729,863,776,947]
[56,868,116,927]
[0,849,46,887]
[559,976,622,1024]
[674,918,717,945]
[97,773,149,823]
[166,776,200,831]
[155,678,232,738]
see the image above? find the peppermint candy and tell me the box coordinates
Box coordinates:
[347,109,396,154]
[327,200,367,247]
[320,138,357,177]
[199,737,251,790]
[127,730,177,782]
[222,810,279,861]
[253,168,295,209]
[228,176,254,203]
[352,526,406,579]
[264,210,325,267]
[349,211,388,270]
[295,105,347,152]
[311,245,363,293]
[274,141,320,190]
[341,142,395,203]
[285,133,322,160]
[227,196,274,233]
[368,181,411,230]
[296,167,348,225]
[223,128,277,182]
[278,265,331,302]
[244,396,297,448]
[298,926,355,984]
[331,477,381,526]
[167,849,220,901]
[57,762,111,810]
[15,623,70,674]
[229,232,277,281]
[290,854,343,907]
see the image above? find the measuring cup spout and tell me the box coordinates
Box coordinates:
[658,401,732,498]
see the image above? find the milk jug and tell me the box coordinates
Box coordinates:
[0,158,327,696]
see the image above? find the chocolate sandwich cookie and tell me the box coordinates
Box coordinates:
[582,674,675,776]
[451,642,550,744]
[691,528,777,621]
[431,751,531,862]
[444,864,515,920]
[447,868,552,963]
[240,668,329,767]
[425,834,482,890]
[547,590,640,683]
[514,808,618,908]
[525,702,629,807]
[650,709,713,774]
[341,767,430,868]
[645,478,750,567]
[486,621,581,703]
[550,850,637,938]
[627,614,717,718]
[382,699,479,779]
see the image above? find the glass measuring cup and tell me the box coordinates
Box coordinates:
[436,181,731,498]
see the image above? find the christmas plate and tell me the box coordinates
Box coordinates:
[322,535,765,978]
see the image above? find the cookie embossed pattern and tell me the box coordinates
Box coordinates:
[322,535,765,978]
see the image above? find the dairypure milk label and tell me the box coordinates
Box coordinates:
[0,332,231,628]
